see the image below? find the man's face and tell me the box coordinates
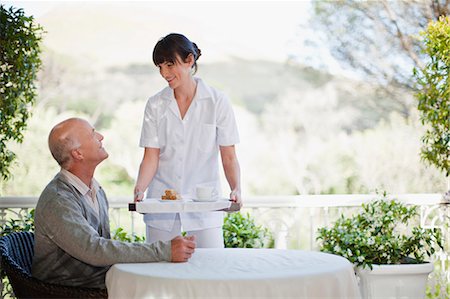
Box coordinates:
[75,120,109,166]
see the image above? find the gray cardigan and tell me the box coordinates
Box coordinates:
[32,172,171,288]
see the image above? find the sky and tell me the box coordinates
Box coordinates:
[1,0,334,68]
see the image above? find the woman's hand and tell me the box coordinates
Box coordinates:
[220,145,242,209]
[230,189,242,208]
[134,187,145,202]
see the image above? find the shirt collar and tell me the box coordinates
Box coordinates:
[192,77,211,100]
[59,168,100,196]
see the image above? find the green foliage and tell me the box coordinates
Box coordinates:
[414,16,450,177]
[223,212,274,248]
[0,209,34,236]
[0,5,44,181]
[317,192,443,269]
[111,227,145,243]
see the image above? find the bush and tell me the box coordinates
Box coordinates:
[0,209,34,237]
[111,227,145,243]
[414,16,450,177]
[223,212,274,248]
[317,192,443,269]
[0,5,44,181]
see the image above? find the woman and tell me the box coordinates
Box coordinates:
[134,33,241,248]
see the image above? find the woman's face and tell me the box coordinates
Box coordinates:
[158,54,193,90]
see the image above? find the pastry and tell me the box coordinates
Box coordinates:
[161,189,181,200]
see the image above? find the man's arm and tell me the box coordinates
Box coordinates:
[37,191,194,267]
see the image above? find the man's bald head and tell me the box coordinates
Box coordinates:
[48,118,84,169]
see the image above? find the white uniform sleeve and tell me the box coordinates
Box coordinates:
[139,98,160,148]
[216,92,240,146]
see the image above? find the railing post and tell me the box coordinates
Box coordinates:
[0,207,5,299]
[309,207,316,250]
[440,191,450,298]
[0,208,6,227]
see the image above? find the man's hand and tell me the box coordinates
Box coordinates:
[171,235,196,262]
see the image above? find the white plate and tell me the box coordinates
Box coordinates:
[157,198,183,203]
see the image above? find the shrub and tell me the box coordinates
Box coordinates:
[414,16,450,177]
[111,227,145,243]
[0,5,44,181]
[317,192,443,269]
[223,212,274,248]
[0,209,34,236]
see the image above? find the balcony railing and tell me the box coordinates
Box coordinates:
[1,194,449,298]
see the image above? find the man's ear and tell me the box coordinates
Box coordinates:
[71,148,83,161]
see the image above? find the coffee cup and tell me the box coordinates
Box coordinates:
[195,186,216,201]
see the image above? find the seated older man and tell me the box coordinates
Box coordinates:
[32,117,196,289]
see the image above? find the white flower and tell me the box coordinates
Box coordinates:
[347,248,353,256]
[357,256,365,263]
[367,237,375,245]
[5,82,12,87]
[333,245,341,253]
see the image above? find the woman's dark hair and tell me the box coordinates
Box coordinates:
[153,33,202,74]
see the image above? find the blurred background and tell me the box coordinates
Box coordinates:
[1,0,447,198]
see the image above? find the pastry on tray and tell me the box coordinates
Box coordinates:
[161,189,182,200]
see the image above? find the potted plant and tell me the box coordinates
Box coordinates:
[316,192,443,299]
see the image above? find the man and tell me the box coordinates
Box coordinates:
[32,118,196,289]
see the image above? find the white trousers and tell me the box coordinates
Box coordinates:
[145,214,224,248]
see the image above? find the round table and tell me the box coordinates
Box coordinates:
[106,248,361,298]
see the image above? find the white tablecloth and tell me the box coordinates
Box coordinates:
[106,248,361,299]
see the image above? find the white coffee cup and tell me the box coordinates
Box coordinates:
[195,186,216,201]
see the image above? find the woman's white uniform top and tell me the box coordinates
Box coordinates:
[139,77,240,231]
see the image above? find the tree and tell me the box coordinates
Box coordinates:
[414,16,450,177]
[0,5,44,181]
[304,0,449,116]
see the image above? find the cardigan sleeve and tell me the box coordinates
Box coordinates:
[39,189,171,267]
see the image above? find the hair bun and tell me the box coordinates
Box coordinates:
[193,42,202,60]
